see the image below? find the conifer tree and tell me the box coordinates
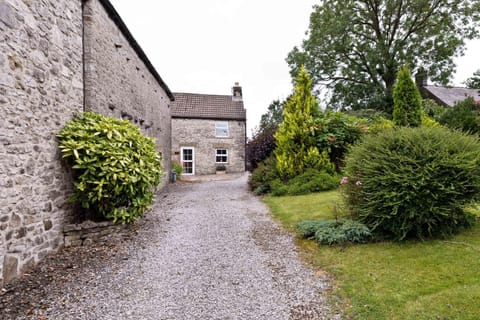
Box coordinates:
[274,66,333,179]
[393,65,422,127]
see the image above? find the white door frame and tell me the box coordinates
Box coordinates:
[181,147,195,175]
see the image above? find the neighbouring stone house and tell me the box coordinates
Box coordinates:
[419,85,480,107]
[0,0,173,286]
[171,83,247,176]
[415,72,480,106]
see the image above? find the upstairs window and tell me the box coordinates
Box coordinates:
[215,149,228,163]
[215,121,229,137]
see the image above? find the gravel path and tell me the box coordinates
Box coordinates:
[6,174,341,319]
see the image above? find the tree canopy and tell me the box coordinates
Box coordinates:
[287,0,480,113]
[465,69,480,89]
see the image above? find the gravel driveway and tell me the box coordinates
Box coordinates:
[5,174,341,319]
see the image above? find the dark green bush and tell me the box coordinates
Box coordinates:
[297,219,372,245]
[314,110,366,171]
[58,112,163,223]
[343,126,480,240]
[248,155,278,195]
[439,97,480,134]
[270,169,340,196]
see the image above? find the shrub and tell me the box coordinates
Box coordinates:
[439,97,480,134]
[58,112,163,223]
[343,126,480,240]
[271,169,340,196]
[422,99,446,121]
[392,65,422,127]
[172,161,183,179]
[246,127,276,171]
[314,110,366,171]
[248,155,278,195]
[296,219,372,245]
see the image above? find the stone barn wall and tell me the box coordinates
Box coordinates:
[83,0,173,184]
[0,0,173,286]
[0,0,84,286]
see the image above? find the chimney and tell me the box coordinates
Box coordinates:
[415,68,428,87]
[232,82,242,101]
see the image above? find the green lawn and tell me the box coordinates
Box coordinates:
[264,192,480,320]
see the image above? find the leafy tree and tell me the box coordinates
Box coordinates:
[287,0,480,112]
[246,100,285,170]
[259,100,284,131]
[465,69,480,89]
[275,66,333,179]
[393,65,422,126]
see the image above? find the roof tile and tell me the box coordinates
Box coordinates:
[172,92,246,120]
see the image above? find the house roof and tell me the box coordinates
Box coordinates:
[93,0,175,101]
[421,85,480,107]
[172,92,246,121]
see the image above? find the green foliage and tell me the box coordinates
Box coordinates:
[248,155,278,195]
[57,112,162,224]
[259,99,285,131]
[314,110,366,171]
[275,66,334,179]
[366,116,394,134]
[422,99,447,121]
[439,97,480,134]
[393,65,422,127]
[287,0,480,111]
[172,161,183,178]
[465,69,480,89]
[271,169,340,196]
[343,126,480,240]
[297,219,372,245]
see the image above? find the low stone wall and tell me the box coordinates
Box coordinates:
[63,220,130,247]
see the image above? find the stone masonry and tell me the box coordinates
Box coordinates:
[0,0,84,286]
[172,119,246,175]
[0,0,173,286]
[83,0,172,184]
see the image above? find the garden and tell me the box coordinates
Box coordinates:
[248,66,480,319]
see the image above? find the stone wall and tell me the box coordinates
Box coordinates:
[83,0,173,185]
[0,0,173,286]
[0,0,84,286]
[171,119,246,175]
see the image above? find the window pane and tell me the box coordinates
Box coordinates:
[215,122,229,137]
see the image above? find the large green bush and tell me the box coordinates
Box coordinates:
[58,112,163,223]
[343,126,480,240]
[439,97,480,134]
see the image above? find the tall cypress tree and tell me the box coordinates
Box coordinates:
[393,65,422,127]
[274,66,332,179]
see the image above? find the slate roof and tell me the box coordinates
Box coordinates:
[421,85,480,107]
[172,93,246,121]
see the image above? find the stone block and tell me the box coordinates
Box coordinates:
[0,1,16,29]
[2,255,19,284]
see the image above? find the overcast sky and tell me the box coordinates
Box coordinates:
[109,0,480,137]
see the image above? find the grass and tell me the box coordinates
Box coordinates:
[263,192,480,320]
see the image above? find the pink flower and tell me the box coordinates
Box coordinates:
[356,180,362,186]
[340,176,348,185]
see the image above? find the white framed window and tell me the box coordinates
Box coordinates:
[181,147,195,175]
[215,149,228,163]
[215,121,229,137]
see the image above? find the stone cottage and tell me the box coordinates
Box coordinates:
[0,0,173,286]
[171,83,247,175]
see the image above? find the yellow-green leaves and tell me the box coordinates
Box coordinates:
[57,112,163,224]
